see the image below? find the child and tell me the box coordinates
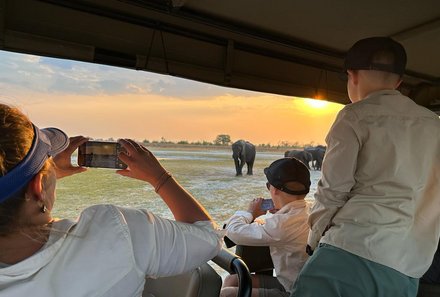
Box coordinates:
[221,157,311,297]
[291,37,440,297]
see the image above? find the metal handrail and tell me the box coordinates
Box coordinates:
[213,248,252,297]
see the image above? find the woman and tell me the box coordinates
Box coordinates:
[0,103,223,296]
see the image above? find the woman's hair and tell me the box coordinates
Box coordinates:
[0,104,34,176]
[0,104,45,236]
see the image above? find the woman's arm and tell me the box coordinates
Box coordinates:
[116,139,213,224]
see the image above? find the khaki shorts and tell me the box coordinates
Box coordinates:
[257,275,289,297]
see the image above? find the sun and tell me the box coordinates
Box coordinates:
[304,98,329,109]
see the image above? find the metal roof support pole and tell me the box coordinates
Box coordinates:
[159,30,170,74]
[225,39,234,84]
[0,0,5,48]
[391,18,440,41]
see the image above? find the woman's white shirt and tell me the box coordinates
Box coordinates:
[0,204,222,297]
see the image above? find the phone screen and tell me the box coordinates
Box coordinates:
[77,141,127,169]
[261,199,274,211]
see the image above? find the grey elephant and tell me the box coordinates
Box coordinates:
[232,140,256,176]
[284,150,313,169]
[304,145,326,170]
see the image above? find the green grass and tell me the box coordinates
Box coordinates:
[54,148,321,225]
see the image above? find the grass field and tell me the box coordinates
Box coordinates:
[54,147,321,225]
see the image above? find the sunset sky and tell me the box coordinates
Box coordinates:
[0,50,344,146]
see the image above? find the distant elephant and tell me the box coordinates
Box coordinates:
[232,140,256,176]
[284,150,313,169]
[305,145,326,170]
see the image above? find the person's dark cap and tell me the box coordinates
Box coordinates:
[264,157,311,195]
[344,37,407,76]
[0,124,69,203]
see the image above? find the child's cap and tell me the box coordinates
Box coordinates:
[264,157,311,195]
[344,36,406,76]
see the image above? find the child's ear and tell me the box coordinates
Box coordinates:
[26,173,44,201]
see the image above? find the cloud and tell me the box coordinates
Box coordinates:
[148,76,260,99]
[0,51,260,99]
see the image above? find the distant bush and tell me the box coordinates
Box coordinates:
[118,137,322,149]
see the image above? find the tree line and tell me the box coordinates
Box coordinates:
[92,134,322,149]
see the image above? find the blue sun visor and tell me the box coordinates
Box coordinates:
[0,124,69,203]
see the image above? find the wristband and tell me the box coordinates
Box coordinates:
[155,171,172,193]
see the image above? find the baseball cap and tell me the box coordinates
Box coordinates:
[0,124,69,203]
[264,157,311,195]
[344,37,407,76]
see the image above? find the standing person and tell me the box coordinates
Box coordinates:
[290,37,440,297]
[0,103,223,296]
[221,157,311,297]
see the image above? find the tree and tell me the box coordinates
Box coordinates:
[214,134,231,145]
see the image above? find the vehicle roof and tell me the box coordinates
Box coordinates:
[1,0,439,112]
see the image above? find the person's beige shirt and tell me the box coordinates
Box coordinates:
[308,89,440,278]
[226,200,309,291]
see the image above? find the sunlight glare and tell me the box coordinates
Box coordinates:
[305,98,329,109]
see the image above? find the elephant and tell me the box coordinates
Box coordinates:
[284,150,313,170]
[232,140,256,176]
[304,145,326,170]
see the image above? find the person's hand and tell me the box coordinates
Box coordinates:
[53,136,88,179]
[116,139,167,186]
[247,198,266,219]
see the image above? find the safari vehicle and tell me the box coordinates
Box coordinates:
[1,0,439,296]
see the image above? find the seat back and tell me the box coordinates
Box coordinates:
[142,263,221,297]
[418,283,440,297]
[235,245,274,275]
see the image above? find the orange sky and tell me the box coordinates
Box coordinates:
[11,91,343,146]
[0,50,344,146]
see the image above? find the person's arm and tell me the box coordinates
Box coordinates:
[225,199,291,246]
[116,139,212,224]
[307,108,360,250]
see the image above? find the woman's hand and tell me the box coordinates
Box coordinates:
[53,136,88,179]
[117,139,213,223]
[116,139,166,186]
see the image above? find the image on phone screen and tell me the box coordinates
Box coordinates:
[77,141,127,169]
[261,199,274,211]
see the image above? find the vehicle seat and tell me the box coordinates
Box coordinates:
[235,245,274,275]
[417,282,440,297]
[142,263,222,297]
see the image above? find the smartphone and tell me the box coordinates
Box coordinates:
[77,141,127,169]
[261,199,274,211]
